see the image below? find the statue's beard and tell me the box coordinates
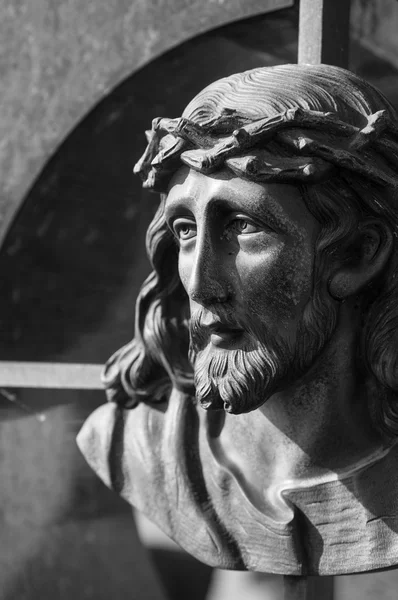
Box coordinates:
[189,293,338,414]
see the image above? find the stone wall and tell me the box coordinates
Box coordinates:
[351,0,398,68]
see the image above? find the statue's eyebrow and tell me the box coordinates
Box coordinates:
[251,201,290,234]
[164,181,297,235]
[164,196,195,225]
[208,196,290,235]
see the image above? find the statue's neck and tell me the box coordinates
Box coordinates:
[259,336,380,479]
[215,307,387,496]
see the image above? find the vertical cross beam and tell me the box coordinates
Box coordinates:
[284,575,335,600]
[284,576,309,600]
[298,0,351,68]
[293,3,351,598]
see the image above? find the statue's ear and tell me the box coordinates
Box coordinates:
[328,219,393,300]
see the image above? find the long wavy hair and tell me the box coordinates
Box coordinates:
[103,64,398,436]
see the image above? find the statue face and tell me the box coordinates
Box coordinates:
[165,166,331,413]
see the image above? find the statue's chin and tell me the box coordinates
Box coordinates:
[193,343,284,415]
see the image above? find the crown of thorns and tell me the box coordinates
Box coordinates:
[133,107,398,193]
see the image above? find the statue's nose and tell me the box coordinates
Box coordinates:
[187,240,231,306]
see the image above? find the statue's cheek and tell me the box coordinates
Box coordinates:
[238,243,314,327]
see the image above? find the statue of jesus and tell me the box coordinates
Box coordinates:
[78,63,398,576]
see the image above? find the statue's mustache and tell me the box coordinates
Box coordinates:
[189,307,255,354]
[191,307,244,331]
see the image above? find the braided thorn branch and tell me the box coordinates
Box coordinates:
[226,152,334,184]
[277,130,397,188]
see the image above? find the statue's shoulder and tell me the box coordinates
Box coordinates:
[77,389,196,491]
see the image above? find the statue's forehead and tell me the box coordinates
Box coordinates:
[166,166,318,236]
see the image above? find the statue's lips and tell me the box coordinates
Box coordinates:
[209,324,245,348]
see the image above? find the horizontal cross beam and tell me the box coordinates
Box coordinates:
[0,362,103,389]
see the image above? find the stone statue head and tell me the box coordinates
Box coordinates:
[78,64,398,575]
[103,63,398,435]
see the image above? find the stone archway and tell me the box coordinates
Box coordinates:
[0,0,292,247]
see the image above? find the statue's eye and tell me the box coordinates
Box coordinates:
[172,218,197,241]
[229,218,259,235]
